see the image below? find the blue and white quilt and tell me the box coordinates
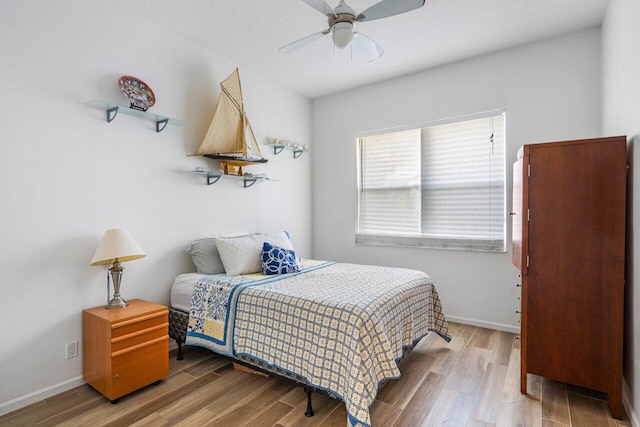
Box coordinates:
[186,260,450,427]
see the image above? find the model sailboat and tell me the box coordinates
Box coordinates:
[193,68,267,176]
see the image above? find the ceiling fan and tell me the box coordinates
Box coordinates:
[279,0,426,62]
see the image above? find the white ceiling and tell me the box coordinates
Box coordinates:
[110,0,608,99]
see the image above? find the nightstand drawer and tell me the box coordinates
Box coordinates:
[111,310,168,339]
[111,339,169,399]
[83,300,169,401]
[111,322,168,353]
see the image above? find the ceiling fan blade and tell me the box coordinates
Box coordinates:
[278,30,331,54]
[301,0,337,17]
[356,0,425,22]
[352,32,384,62]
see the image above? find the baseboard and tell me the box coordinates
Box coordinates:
[1,342,181,417]
[623,379,639,427]
[445,315,520,334]
[0,375,85,417]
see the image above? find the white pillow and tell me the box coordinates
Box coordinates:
[216,232,294,275]
[185,232,248,274]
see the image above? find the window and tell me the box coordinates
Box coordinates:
[356,112,505,252]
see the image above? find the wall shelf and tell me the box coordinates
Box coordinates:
[240,174,273,188]
[190,169,274,188]
[265,140,308,159]
[86,99,185,132]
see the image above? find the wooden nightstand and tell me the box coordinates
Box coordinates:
[83,299,169,402]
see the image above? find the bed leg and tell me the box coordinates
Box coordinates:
[176,339,184,361]
[304,387,314,417]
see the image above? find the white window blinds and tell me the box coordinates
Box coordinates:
[356,112,505,252]
[357,129,422,235]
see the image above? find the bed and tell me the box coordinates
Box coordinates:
[169,232,450,427]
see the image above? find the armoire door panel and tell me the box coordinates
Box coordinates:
[511,156,527,273]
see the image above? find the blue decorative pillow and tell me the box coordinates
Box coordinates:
[261,242,301,275]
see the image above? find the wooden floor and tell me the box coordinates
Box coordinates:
[1,323,632,426]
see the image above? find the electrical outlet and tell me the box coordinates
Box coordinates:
[66,341,78,359]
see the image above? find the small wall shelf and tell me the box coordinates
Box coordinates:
[240,174,272,188]
[86,99,185,132]
[265,140,308,159]
[190,169,273,188]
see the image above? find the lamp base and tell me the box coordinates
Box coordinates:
[106,261,128,309]
[106,295,128,309]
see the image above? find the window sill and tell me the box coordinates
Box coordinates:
[355,233,506,253]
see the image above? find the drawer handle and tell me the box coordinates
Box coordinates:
[111,335,168,358]
[115,374,121,380]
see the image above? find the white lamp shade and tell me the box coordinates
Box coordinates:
[333,22,355,49]
[90,228,146,266]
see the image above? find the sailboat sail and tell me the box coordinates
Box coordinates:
[194,68,267,175]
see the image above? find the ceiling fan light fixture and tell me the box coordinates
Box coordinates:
[280,0,425,59]
[332,22,354,49]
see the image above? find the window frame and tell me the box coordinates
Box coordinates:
[355,110,507,253]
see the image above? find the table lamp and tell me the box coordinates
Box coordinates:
[90,228,146,309]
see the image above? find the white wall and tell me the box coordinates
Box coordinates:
[0,1,312,414]
[602,0,640,424]
[312,28,602,332]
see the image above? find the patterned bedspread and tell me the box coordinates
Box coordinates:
[186,261,450,427]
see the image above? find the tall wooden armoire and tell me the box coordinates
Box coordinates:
[512,136,626,419]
